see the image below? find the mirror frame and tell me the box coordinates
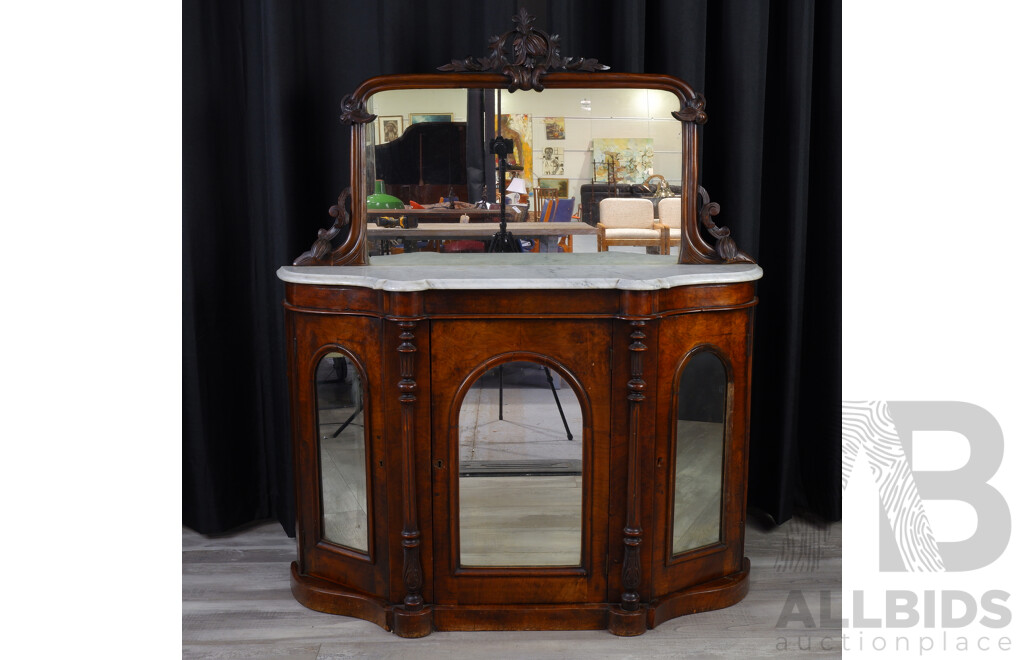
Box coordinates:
[293,12,753,268]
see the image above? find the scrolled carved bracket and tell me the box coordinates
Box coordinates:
[293,189,352,266]
[438,8,608,92]
[698,187,755,264]
[672,93,708,125]
[340,94,375,125]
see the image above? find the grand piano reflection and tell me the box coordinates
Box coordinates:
[374,121,468,205]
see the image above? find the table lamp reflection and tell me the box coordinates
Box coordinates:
[506,177,528,204]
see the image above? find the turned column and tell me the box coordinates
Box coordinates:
[621,320,647,612]
[390,298,433,638]
[609,311,651,637]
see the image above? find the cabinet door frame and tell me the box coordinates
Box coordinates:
[650,309,753,594]
[428,319,612,606]
[291,313,390,597]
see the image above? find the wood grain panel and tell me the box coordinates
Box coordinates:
[424,289,619,317]
[286,283,382,314]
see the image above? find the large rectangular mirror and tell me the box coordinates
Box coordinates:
[365,87,683,215]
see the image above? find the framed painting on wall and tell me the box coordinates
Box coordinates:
[592,138,655,184]
[378,115,403,143]
[410,113,453,124]
[497,113,533,184]
[541,146,564,175]
[538,177,569,198]
[544,117,565,139]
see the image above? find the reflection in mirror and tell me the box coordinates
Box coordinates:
[458,361,583,567]
[316,352,368,553]
[497,87,682,204]
[672,351,727,555]
[364,87,681,212]
[366,89,470,205]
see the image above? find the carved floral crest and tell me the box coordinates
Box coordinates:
[438,8,608,91]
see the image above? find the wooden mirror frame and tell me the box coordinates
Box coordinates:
[293,10,753,268]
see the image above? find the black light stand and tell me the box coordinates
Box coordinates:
[487,134,523,253]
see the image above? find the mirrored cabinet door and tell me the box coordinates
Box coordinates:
[315,352,369,553]
[672,351,727,556]
[456,361,583,567]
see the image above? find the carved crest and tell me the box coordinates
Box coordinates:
[438,8,608,91]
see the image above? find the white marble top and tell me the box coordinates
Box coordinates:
[277,252,762,292]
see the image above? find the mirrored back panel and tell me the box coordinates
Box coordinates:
[315,352,369,553]
[456,361,583,567]
[672,351,727,556]
[365,87,682,208]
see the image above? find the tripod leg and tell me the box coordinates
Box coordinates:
[498,364,504,420]
[331,400,364,438]
[544,367,573,441]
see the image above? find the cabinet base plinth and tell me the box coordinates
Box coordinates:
[289,563,389,631]
[291,559,751,636]
[432,603,609,632]
[648,557,751,629]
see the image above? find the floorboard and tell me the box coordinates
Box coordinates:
[183,515,841,658]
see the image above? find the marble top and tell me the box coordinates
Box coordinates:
[277,252,762,292]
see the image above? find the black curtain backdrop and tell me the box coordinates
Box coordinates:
[183,0,840,536]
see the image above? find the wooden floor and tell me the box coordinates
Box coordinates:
[183,514,841,658]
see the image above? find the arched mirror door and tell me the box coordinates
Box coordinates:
[456,360,583,567]
[314,352,369,553]
[672,350,728,556]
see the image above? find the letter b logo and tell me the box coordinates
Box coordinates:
[842,401,1010,572]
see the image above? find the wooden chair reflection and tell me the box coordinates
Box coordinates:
[532,187,559,221]
[528,196,576,253]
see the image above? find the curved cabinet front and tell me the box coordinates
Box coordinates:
[283,280,757,637]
